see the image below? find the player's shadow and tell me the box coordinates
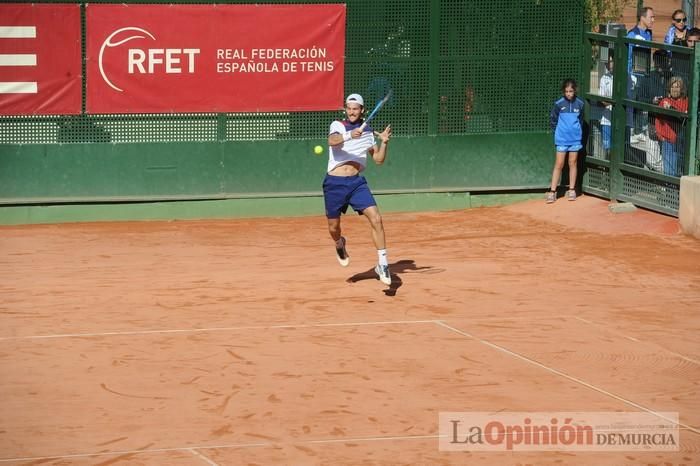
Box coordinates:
[346,259,442,296]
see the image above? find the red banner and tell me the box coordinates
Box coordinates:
[86,4,346,114]
[0,4,82,115]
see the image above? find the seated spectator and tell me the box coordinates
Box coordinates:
[638,50,670,106]
[686,28,700,47]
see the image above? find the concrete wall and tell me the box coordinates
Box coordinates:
[679,176,700,239]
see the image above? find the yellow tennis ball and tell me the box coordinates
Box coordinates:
[314,145,323,155]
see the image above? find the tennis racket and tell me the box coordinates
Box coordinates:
[360,90,393,130]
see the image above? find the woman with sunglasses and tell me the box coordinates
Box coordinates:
[664,9,689,46]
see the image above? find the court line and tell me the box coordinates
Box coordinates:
[0,434,442,463]
[574,316,700,365]
[0,319,440,341]
[188,448,220,466]
[434,320,700,435]
[2,319,698,462]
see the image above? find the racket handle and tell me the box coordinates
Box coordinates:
[359,122,367,131]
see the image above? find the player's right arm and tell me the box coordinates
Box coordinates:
[329,120,347,146]
[328,133,345,146]
[328,121,361,146]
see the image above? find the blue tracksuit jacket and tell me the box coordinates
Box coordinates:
[550,96,584,147]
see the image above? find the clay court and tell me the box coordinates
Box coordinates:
[1,196,699,465]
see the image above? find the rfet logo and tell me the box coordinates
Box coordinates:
[86,3,345,113]
[98,26,200,92]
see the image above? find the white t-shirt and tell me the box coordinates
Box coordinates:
[327,120,375,173]
[599,72,613,126]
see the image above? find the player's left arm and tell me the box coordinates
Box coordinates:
[369,125,392,165]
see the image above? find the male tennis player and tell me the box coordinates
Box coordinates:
[323,93,393,285]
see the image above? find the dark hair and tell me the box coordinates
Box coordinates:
[653,49,670,68]
[671,9,686,20]
[688,27,700,38]
[561,79,577,92]
[637,6,653,22]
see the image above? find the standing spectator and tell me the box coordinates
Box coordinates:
[547,79,584,203]
[627,7,654,147]
[664,10,688,47]
[598,54,614,158]
[627,6,654,73]
[665,9,689,46]
[655,76,688,176]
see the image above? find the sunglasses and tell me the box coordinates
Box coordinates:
[674,17,688,23]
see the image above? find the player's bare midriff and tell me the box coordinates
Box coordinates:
[328,161,363,176]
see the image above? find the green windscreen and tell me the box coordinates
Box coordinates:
[0,0,583,143]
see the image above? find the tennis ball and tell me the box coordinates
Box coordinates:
[314,145,323,155]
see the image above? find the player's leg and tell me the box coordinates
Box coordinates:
[327,216,342,242]
[364,206,391,285]
[363,206,386,250]
[323,175,350,266]
[347,176,391,285]
[567,150,578,200]
[327,217,350,266]
[547,150,567,203]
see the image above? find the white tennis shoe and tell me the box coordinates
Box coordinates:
[375,264,391,285]
[335,237,350,267]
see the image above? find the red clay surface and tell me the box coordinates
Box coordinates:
[1,195,699,465]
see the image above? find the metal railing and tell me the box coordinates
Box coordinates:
[582,29,700,216]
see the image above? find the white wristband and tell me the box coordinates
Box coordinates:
[342,132,351,142]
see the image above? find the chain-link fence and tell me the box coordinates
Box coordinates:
[583,30,699,216]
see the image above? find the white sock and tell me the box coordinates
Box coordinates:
[377,249,388,266]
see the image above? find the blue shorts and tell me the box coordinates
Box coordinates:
[323,174,376,219]
[556,144,583,153]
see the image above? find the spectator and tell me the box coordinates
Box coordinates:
[665,9,689,46]
[627,7,654,148]
[633,51,671,171]
[598,54,614,158]
[686,28,700,47]
[627,6,654,74]
[638,50,671,106]
[655,76,688,176]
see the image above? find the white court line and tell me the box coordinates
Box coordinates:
[434,320,700,435]
[574,316,700,365]
[0,434,442,463]
[0,26,36,38]
[187,448,220,466]
[0,442,269,464]
[0,319,440,341]
[307,433,441,444]
[0,82,37,93]
[0,54,36,66]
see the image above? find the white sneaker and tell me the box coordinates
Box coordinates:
[630,133,647,144]
[375,264,391,285]
[335,237,350,267]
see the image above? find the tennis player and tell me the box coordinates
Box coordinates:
[323,93,393,285]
